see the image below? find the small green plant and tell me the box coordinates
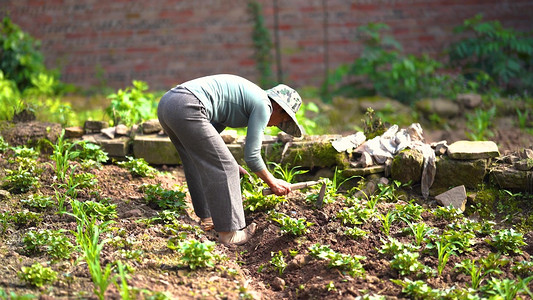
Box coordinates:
[308,243,366,278]
[141,183,187,211]
[18,262,58,288]
[106,80,157,126]
[0,212,9,237]
[23,229,73,260]
[336,204,374,226]
[466,106,496,141]
[2,165,40,193]
[168,239,220,270]
[76,141,109,168]
[0,136,9,152]
[434,239,455,276]
[20,194,54,211]
[454,253,507,289]
[405,221,434,247]
[117,156,157,178]
[76,200,118,221]
[344,227,369,240]
[11,210,42,228]
[480,276,533,300]
[378,211,396,236]
[396,201,425,223]
[512,260,533,278]
[390,249,431,276]
[378,237,419,258]
[269,162,308,183]
[270,251,287,276]
[269,211,313,236]
[489,228,527,255]
[432,205,463,222]
[391,278,442,299]
[45,130,83,183]
[0,287,36,300]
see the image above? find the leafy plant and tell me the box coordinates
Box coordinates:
[432,205,463,222]
[0,287,36,300]
[406,221,434,247]
[77,200,118,221]
[23,229,73,260]
[308,243,366,278]
[344,227,369,240]
[10,210,42,228]
[269,162,308,184]
[269,211,313,236]
[2,166,40,193]
[454,253,507,289]
[448,14,533,93]
[378,211,397,236]
[391,278,442,299]
[105,80,157,126]
[76,141,109,169]
[336,204,374,226]
[480,276,533,300]
[141,183,187,211]
[18,262,57,288]
[396,201,425,223]
[512,260,533,278]
[45,130,82,182]
[378,237,419,258]
[20,194,54,211]
[466,106,496,141]
[270,251,287,276]
[0,136,9,152]
[168,239,220,270]
[434,239,455,276]
[489,228,527,255]
[117,156,157,178]
[390,249,430,276]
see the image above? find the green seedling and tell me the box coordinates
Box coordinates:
[269,211,313,236]
[23,229,73,260]
[148,210,182,225]
[435,239,455,276]
[308,243,366,278]
[466,106,495,141]
[75,200,117,221]
[0,136,8,152]
[481,276,533,300]
[76,141,109,169]
[269,162,308,183]
[454,253,507,289]
[270,251,287,276]
[432,205,463,221]
[45,130,83,183]
[20,194,54,211]
[114,261,132,300]
[405,221,434,246]
[11,210,42,228]
[336,204,374,226]
[375,180,407,202]
[344,227,369,240]
[117,156,157,178]
[489,228,527,255]
[18,262,58,288]
[378,237,419,258]
[378,210,397,236]
[512,260,533,278]
[2,165,40,193]
[141,183,187,211]
[0,212,9,237]
[0,287,36,299]
[390,249,430,276]
[396,201,425,223]
[391,278,442,299]
[169,239,220,270]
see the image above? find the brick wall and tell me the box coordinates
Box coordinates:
[2,0,532,91]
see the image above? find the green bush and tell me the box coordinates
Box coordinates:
[105,80,157,126]
[448,14,533,94]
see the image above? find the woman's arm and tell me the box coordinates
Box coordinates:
[254,168,291,196]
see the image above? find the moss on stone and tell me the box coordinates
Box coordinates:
[282,141,349,169]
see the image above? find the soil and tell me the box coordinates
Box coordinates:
[1,122,533,299]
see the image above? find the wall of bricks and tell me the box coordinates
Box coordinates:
[2,0,532,91]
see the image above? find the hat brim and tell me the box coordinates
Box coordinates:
[268,96,303,137]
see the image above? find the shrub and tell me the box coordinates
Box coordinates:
[105,80,157,126]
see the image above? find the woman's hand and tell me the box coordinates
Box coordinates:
[268,178,292,196]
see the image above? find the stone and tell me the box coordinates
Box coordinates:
[431,156,487,193]
[391,148,424,184]
[514,159,533,171]
[490,165,533,192]
[415,98,460,118]
[0,189,10,200]
[520,149,533,159]
[220,129,237,144]
[435,185,467,211]
[271,277,285,291]
[84,120,108,133]
[342,165,385,178]
[281,140,349,168]
[115,124,130,136]
[133,134,181,165]
[142,119,162,134]
[431,141,448,156]
[360,151,373,167]
[100,127,116,139]
[457,93,482,109]
[64,126,84,138]
[278,132,293,144]
[97,136,131,157]
[447,141,500,160]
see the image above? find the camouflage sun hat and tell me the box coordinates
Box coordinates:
[265,84,304,137]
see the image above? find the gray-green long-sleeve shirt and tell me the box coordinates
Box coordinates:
[179,74,272,172]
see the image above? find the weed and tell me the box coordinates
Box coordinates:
[481,276,533,300]
[149,210,182,225]
[512,260,533,278]
[405,221,434,246]
[344,227,369,240]
[117,156,157,177]
[395,201,425,223]
[434,239,455,276]
[18,262,57,288]
[141,183,187,211]
[269,211,313,236]
[308,243,366,278]
[23,229,73,260]
[336,204,374,226]
[20,194,54,211]
[378,211,397,236]
[391,278,441,299]
[390,249,430,276]
[45,130,83,183]
[11,210,42,228]
[378,237,419,258]
[432,205,463,222]
[76,200,118,221]
[270,251,287,276]
[76,141,109,169]
[169,239,220,270]
[454,253,507,289]
[466,106,496,141]
[269,162,308,183]
[2,166,40,193]
[489,228,527,255]
[375,180,407,202]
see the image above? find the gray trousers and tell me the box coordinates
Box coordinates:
[157,88,245,232]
